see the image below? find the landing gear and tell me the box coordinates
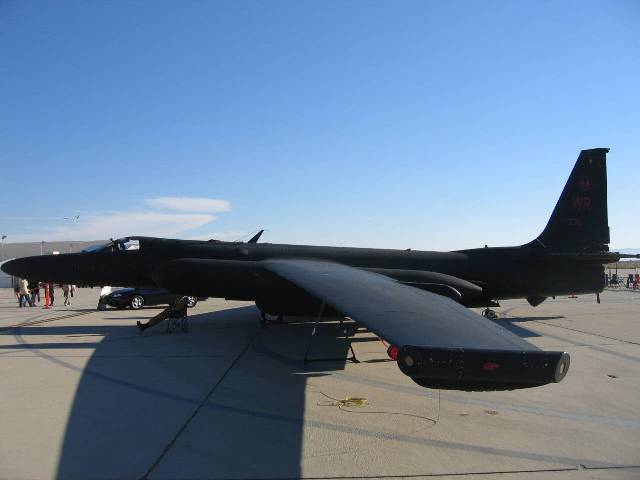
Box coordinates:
[260,311,284,325]
[482,308,498,320]
[185,296,198,308]
[303,302,359,364]
[481,300,500,320]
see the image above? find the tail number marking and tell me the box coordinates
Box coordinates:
[579,178,592,191]
[558,218,583,226]
[572,196,591,211]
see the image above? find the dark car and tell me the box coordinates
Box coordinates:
[100,288,203,310]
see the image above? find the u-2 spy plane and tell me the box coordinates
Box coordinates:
[4,148,634,392]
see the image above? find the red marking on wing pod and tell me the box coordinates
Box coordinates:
[482,361,501,371]
[387,345,399,360]
[572,196,591,211]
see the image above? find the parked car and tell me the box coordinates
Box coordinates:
[100,288,203,310]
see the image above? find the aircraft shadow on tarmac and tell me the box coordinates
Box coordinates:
[2,306,583,478]
[3,305,366,478]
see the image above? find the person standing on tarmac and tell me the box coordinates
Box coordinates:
[28,280,39,305]
[19,278,33,307]
[97,286,111,310]
[48,283,55,306]
[62,284,71,306]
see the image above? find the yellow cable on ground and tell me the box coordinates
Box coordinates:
[314,389,439,424]
[334,397,368,407]
[316,392,368,407]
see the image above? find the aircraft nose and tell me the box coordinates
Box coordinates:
[1,258,24,277]
[1,254,81,283]
[1,256,48,280]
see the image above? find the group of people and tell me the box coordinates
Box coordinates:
[605,273,640,290]
[14,279,75,307]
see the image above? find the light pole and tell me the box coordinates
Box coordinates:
[1,235,6,262]
[63,216,80,255]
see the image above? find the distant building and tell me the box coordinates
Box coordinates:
[0,259,16,288]
[0,240,106,260]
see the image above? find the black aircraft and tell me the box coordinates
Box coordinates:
[4,148,636,392]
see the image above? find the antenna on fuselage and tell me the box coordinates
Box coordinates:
[248,229,265,243]
[232,229,265,243]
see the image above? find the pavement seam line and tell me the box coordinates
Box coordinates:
[141,327,262,480]
[161,464,640,479]
[498,307,640,346]
[535,320,640,345]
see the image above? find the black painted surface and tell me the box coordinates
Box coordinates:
[1,148,623,390]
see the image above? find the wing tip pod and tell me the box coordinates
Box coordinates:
[397,347,570,391]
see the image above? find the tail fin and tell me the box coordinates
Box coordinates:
[529,148,610,252]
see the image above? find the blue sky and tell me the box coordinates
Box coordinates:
[1,1,638,250]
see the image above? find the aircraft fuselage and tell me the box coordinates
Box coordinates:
[5,237,607,314]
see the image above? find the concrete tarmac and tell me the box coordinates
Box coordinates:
[0,287,638,479]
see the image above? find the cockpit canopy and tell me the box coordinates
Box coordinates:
[82,237,140,253]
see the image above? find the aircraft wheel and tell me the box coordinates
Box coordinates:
[186,296,197,308]
[130,295,145,310]
[260,311,284,325]
[482,308,498,320]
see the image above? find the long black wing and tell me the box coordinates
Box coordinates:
[263,259,570,391]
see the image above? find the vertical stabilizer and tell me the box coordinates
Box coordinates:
[531,148,610,251]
